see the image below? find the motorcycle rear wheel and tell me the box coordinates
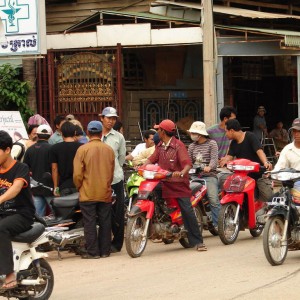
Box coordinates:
[218,203,240,245]
[263,216,288,266]
[125,213,148,258]
[21,258,54,300]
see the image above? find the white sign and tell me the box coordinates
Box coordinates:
[0,0,46,56]
[0,111,28,141]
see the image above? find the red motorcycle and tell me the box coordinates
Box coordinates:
[125,164,203,258]
[218,159,267,245]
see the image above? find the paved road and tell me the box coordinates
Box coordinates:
[46,230,300,300]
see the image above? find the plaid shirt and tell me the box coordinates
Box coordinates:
[148,136,192,198]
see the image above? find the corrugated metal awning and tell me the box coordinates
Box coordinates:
[213,5,300,20]
[216,25,300,48]
[154,1,300,20]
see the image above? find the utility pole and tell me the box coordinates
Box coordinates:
[202,0,216,127]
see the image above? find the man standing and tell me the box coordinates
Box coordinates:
[50,121,81,196]
[207,106,237,159]
[73,121,115,259]
[220,119,273,202]
[0,130,35,289]
[144,119,206,251]
[253,106,268,142]
[100,107,126,253]
[23,124,53,216]
[48,115,66,145]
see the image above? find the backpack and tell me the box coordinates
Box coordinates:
[12,141,26,161]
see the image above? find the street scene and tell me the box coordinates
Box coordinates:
[49,231,300,300]
[1,1,300,300]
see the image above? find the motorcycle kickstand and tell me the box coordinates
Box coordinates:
[56,246,63,260]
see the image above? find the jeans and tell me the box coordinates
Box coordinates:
[204,177,220,227]
[33,196,53,217]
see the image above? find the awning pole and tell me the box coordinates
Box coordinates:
[202,0,217,126]
[297,56,300,117]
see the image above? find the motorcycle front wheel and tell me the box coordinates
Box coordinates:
[125,213,148,258]
[218,203,240,245]
[263,216,288,266]
[21,258,54,300]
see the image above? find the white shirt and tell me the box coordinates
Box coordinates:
[131,143,146,158]
[274,142,300,171]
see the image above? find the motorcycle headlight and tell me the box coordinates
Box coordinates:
[227,165,255,171]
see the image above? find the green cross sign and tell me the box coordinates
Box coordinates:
[0,0,29,33]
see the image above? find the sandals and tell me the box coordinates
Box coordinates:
[1,280,17,290]
[196,243,207,252]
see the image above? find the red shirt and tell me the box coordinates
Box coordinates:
[148,136,192,198]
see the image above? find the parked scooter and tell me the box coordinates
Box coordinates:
[263,168,300,266]
[0,223,55,299]
[218,159,267,245]
[125,164,203,258]
[30,178,85,256]
[189,164,218,236]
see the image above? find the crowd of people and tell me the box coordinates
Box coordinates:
[0,104,299,289]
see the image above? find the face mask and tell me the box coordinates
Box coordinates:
[190,134,200,142]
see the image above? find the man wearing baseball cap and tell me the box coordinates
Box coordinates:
[74,121,115,259]
[100,107,126,253]
[23,124,53,217]
[143,119,206,251]
[274,117,300,171]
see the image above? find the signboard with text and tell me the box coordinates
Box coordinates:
[0,0,46,56]
[0,111,28,141]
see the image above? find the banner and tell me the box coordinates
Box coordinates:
[0,111,28,141]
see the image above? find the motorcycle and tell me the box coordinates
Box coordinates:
[189,164,219,236]
[124,166,145,217]
[0,223,55,299]
[125,164,203,258]
[263,168,300,266]
[30,178,85,257]
[218,159,267,245]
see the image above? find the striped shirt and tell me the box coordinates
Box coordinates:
[207,124,230,159]
[188,139,218,177]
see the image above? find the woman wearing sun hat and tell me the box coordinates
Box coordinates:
[188,121,220,231]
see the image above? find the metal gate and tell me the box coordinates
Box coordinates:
[37,48,120,128]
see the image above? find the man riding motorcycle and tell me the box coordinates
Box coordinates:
[142,119,206,251]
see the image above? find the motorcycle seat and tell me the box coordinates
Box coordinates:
[12,222,45,243]
[190,181,203,195]
[52,193,79,208]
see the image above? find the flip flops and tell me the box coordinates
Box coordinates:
[1,280,17,290]
[196,243,207,251]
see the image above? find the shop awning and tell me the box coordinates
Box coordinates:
[153,0,300,20]
[216,25,300,48]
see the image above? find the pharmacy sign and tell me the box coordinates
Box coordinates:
[0,0,46,56]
